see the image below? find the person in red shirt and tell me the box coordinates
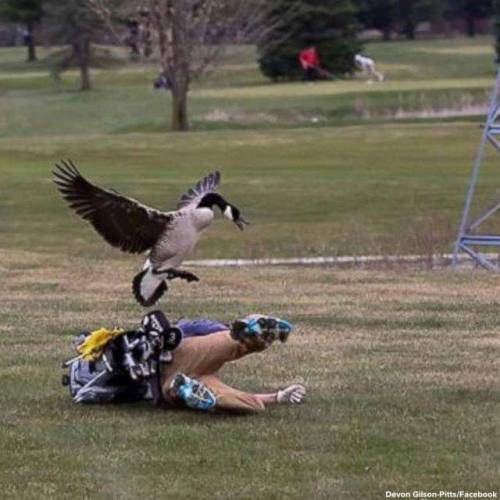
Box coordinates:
[299,46,321,81]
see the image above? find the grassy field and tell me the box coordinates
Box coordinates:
[1,36,500,498]
[1,250,499,498]
[4,122,500,258]
[2,37,500,259]
[0,37,496,136]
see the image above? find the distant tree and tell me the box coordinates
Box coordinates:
[91,0,275,131]
[258,0,361,81]
[397,0,441,40]
[494,0,500,60]
[463,0,492,37]
[0,0,44,62]
[45,0,107,91]
[354,0,397,40]
[426,0,446,28]
[445,0,492,37]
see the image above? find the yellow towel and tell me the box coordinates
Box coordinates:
[77,327,125,362]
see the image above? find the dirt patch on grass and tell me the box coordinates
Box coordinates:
[392,104,488,119]
[200,107,327,125]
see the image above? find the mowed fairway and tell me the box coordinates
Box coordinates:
[2,122,500,258]
[1,36,500,498]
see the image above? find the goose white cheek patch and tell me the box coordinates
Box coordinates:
[224,206,233,220]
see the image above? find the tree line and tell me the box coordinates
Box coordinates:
[3,1,500,65]
[355,0,493,40]
[3,0,500,61]
[2,0,500,132]
[258,0,500,81]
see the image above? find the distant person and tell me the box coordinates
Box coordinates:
[23,30,32,48]
[154,71,171,90]
[125,19,140,57]
[16,26,31,47]
[299,46,321,81]
[354,54,384,83]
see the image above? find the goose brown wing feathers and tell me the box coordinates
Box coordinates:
[53,160,172,254]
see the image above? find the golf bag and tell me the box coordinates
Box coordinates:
[62,310,183,405]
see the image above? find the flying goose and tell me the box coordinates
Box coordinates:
[53,160,248,307]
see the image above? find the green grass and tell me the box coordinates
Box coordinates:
[1,251,499,498]
[363,36,496,80]
[1,36,500,498]
[2,122,500,258]
[0,37,497,136]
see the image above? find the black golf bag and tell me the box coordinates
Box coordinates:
[62,311,182,405]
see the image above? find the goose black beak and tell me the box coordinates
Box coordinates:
[235,217,249,231]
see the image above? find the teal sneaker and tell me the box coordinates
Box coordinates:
[230,315,293,344]
[170,373,216,411]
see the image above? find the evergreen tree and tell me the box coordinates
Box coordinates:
[0,0,43,62]
[258,0,361,81]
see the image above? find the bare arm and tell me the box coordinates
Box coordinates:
[255,384,306,406]
[255,392,278,405]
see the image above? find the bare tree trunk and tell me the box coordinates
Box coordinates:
[91,0,276,131]
[26,21,36,62]
[466,15,476,37]
[74,36,92,91]
[170,84,188,131]
[80,59,91,91]
[404,20,416,40]
[169,3,190,131]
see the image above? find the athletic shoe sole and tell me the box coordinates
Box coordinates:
[170,372,216,411]
[231,316,293,343]
[171,372,190,395]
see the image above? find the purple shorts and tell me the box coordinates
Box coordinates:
[175,318,229,338]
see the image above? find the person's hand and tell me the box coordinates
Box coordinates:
[277,384,306,404]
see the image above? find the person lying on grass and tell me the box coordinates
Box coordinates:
[163,315,306,413]
[66,314,306,414]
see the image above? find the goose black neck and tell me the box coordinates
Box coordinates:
[198,193,227,211]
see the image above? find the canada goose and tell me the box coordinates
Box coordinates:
[53,160,249,307]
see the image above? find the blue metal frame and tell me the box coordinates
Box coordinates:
[452,68,500,270]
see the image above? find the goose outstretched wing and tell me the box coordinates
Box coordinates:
[177,171,221,209]
[53,160,172,254]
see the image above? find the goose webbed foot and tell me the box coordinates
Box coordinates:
[169,269,200,283]
[156,268,200,283]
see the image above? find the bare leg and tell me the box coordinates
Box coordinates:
[161,331,260,398]
[160,316,302,412]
